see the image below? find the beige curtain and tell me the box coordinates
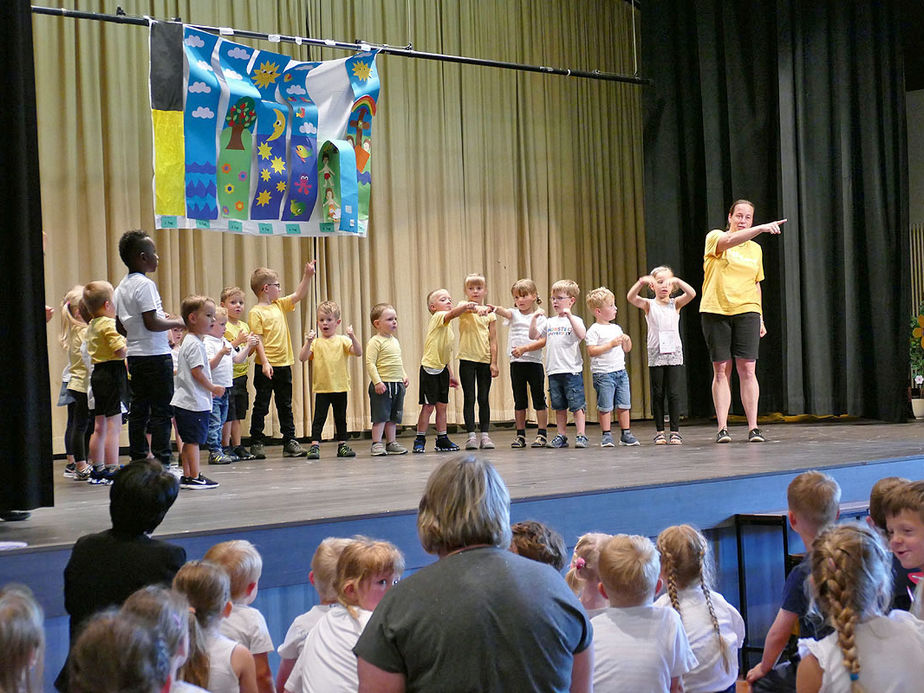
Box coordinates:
[35,0,647,452]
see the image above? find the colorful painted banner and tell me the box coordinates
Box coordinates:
[149,22,380,237]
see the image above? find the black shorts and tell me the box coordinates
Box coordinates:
[174,407,209,445]
[701,312,761,362]
[418,366,450,405]
[90,360,128,417]
[228,375,249,421]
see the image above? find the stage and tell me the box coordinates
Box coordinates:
[2,418,923,687]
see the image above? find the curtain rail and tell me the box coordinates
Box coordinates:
[31,5,652,86]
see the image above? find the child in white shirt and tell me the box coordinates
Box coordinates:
[592,534,697,693]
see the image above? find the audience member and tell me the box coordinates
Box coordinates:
[510,520,568,571]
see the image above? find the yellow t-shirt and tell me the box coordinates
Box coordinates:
[458,311,496,364]
[87,316,126,364]
[700,229,765,316]
[420,311,454,370]
[224,319,252,379]
[309,335,353,393]
[248,296,295,367]
[66,324,89,393]
[366,334,407,384]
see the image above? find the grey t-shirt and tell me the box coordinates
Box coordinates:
[354,546,592,692]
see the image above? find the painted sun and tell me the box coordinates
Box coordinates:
[252,61,281,89]
[351,61,372,82]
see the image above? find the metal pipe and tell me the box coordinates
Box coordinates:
[31,5,652,86]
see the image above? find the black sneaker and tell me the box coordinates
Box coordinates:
[63,462,77,478]
[715,428,731,444]
[748,428,766,443]
[181,474,219,490]
[283,439,308,457]
[234,445,256,461]
[413,437,426,453]
[306,444,320,460]
[337,443,356,458]
[250,441,266,459]
[434,436,460,452]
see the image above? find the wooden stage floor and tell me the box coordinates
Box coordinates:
[3,418,923,552]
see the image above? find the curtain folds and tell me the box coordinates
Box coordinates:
[34,0,647,450]
[643,0,908,422]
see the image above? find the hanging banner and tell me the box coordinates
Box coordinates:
[149,22,379,237]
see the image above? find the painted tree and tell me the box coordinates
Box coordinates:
[225,97,256,151]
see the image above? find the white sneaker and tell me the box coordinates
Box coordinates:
[465,435,479,450]
[480,435,495,449]
[371,442,387,456]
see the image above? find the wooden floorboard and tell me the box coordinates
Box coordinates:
[2,419,923,552]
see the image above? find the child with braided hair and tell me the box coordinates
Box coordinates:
[796,523,924,692]
[565,532,612,618]
[654,525,744,693]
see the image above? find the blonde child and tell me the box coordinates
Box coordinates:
[493,278,549,448]
[531,279,586,448]
[457,274,498,450]
[284,537,404,693]
[0,584,44,693]
[585,287,638,447]
[627,267,697,444]
[868,477,915,611]
[170,296,223,490]
[365,304,409,456]
[276,537,355,692]
[884,480,924,617]
[204,540,275,693]
[166,316,185,465]
[221,286,259,461]
[565,532,613,617]
[59,286,93,481]
[248,261,316,459]
[413,288,478,453]
[299,300,362,459]
[69,611,172,693]
[746,470,841,688]
[206,306,256,465]
[173,560,257,693]
[592,534,697,693]
[121,585,207,692]
[796,524,924,692]
[83,281,127,479]
[655,525,745,693]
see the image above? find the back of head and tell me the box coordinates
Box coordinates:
[565,532,612,595]
[511,520,568,572]
[656,525,710,595]
[598,534,660,606]
[118,229,150,268]
[203,540,263,602]
[172,561,230,689]
[417,455,512,554]
[59,284,86,348]
[121,585,189,662]
[550,279,579,298]
[0,584,44,693]
[882,479,924,526]
[335,536,405,616]
[109,460,180,535]
[69,611,169,693]
[810,523,892,689]
[868,476,910,530]
[311,537,355,603]
[82,280,113,316]
[787,470,841,530]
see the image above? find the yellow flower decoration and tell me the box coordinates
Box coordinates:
[915,314,924,350]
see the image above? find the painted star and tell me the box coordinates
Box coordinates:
[271,156,285,174]
[256,190,272,207]
[276,181,286,192]
[257,141,272,160]
[260,168,271,181]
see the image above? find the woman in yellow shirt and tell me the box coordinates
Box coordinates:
[700,200,785,444]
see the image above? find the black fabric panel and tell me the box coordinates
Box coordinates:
[0,0,53,511]
[643,0,908,421]
[149,20,185,111]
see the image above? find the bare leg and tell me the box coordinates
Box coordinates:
[230,419,242,446]
[417,404,435,434]
[104,414,121,467]
[537,408,548,430]
[435,402,448,432]
[222,420,232,447]
[736,359,759,430]
[598,410,612,431]
[555,409,568,435]
[384,421,397,443]
[515,409,527,430]
[711,360,733,430]
[89,415,107,465]
[616,408,630,429]
[371,421,386,443]
[182,443,200,479]
[574,408,586,436]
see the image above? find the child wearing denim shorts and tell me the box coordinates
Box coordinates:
[585,287,638,447]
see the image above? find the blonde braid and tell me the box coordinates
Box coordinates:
[698,544,731,674]
[826,546,864,692]
[661,546,682,613]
